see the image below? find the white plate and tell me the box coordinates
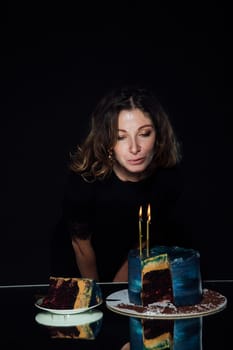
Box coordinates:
[35,309,103,327]
[106,289,227,319]
[35,297,103,315]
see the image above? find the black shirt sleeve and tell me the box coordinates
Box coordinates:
[61,171,95,239]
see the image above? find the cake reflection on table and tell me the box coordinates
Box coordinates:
[35,309,103,340]
[121,316,202,350]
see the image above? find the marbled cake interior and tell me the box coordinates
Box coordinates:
[42,277,102,309]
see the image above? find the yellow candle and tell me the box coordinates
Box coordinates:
[139,205,143,256]
[146,204,151,257]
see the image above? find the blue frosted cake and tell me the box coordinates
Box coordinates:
[129,316,202,350]
[128,246,202,307]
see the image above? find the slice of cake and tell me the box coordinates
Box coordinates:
[41,277,102,309]
[128,246,202,307]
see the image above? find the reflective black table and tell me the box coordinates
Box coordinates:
[0,281,232,349]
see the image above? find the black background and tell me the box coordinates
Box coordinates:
[1,3,232,284]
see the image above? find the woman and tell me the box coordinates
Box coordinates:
[50,85,188,282]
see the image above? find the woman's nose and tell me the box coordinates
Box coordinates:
[129,138,141,154]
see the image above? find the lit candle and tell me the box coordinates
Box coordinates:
[139,205,143,256]
[146,204,151,257]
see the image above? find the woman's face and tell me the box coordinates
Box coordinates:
[113,108,156,181]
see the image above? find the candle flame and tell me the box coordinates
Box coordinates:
[139,205,142,220]
[147,203,151,222]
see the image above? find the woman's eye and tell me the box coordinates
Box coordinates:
[117,135,126,140]
[139,131,151,137]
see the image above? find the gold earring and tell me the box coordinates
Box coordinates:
[108,150,113,160]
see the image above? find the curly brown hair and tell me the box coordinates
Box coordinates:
[69,85,182,181]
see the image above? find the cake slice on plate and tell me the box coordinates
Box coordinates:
[41,277,102,309]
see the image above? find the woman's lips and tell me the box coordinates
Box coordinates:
[128,158,145,165]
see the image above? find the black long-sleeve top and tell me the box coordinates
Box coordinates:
[50,163,190,281]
